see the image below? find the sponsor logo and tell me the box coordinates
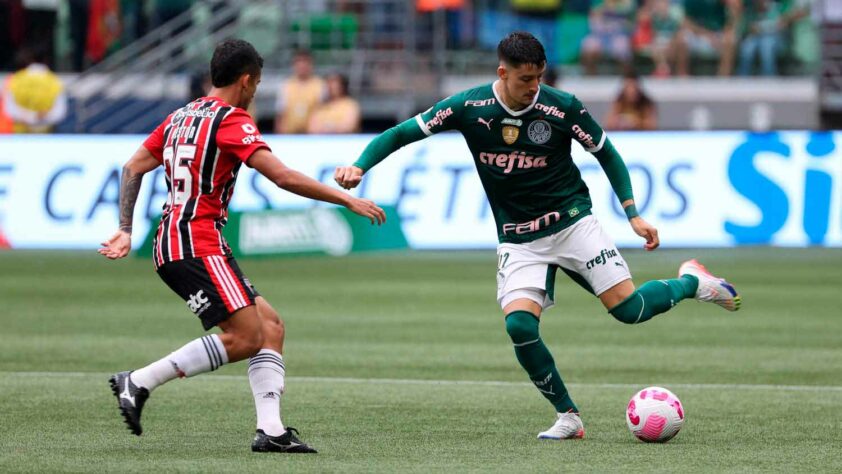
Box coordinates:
[242,133,264,145]
[478,151,548,174]
[586,248,619,269]
[262,392,276,399]
[568,207,579,218]
[534,103,566,119]
[502,125,519,145]
[527,120,552,144]
[425,107,454,129]
[501,118,522,126]
[502,211,561,235]
[187,289,211,315]
[240,208,353,256]
[477,117,494,130]
[173,108,217,123]
[464,98,496,107]
[571,124,596,149]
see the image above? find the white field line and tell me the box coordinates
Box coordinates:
[2,371,842,393]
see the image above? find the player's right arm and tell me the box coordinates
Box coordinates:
[98,145,160,260]
[248,148,386,225]
[334,94,463,189]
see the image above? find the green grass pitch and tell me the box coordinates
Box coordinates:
[1,248,841,472]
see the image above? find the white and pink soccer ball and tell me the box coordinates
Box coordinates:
[626,386,685,443]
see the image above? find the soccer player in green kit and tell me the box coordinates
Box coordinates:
[335,32,741,440]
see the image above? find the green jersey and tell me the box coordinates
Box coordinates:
[355,81,634,245]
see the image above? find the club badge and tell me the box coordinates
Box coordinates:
[527,120,552,145]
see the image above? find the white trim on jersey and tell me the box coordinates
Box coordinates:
[208,256,247,308]
[491,80,540,117]
[586,132,607,153]
[415,114,432,136]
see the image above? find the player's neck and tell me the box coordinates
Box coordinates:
[493,80,526,112]
[207,87,240,108]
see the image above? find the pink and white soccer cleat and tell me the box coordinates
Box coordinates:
[679,259,741,311]
[537,412,585,440]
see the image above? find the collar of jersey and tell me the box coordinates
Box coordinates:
[492,80,540,117]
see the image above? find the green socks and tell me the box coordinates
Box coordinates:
[505,311,578,413]
[609,275,698,324]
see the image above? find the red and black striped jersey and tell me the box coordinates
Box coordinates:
[142,96,270,268]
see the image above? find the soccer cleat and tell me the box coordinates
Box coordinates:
[251,427,318,453]
[108,371,150,436]
[537,412,585,440]
[679,259,741,311]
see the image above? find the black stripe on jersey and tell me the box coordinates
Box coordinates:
[200,106,231,195]
[218,163,240,218]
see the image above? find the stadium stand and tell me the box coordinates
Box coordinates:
[0,0,834,132]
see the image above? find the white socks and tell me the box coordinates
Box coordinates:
[131,334,228,391]
[248,349,286,436]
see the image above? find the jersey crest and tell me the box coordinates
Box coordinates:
[502,125,519,145]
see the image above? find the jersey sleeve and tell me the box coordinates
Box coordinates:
[216,108,272,163]
[414,93,465,136]
[142,117,169,162]
[566,96,607,153]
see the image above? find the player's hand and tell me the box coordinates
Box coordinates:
[98,230,132,260]
[334,165,364,190]
[346,198,386,225]
[629,216,659,251]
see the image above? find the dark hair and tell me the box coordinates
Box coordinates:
[210,39,264,87]
[328,73,350,96]
[293,49,313,61]
[497,31,546,68]
[616,72,654,109]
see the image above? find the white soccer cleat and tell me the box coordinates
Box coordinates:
[679,259,741,311]
[537,412,585,440]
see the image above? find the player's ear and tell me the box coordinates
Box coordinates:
[497,64,507,81]
[240,73,251,89]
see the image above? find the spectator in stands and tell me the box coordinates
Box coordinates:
[604,72,657,130]
[635,0,685,77]
[580,0,637,75]
[737,0,784,76]
[542,67,559,87]
[307,73,361,134]
[1,48,67,133]
[679,0,742,76]
[274,50,326,134]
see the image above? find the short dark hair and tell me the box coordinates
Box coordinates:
[293,49,313,61]
[210,39,264,87]
[497,31,546,68]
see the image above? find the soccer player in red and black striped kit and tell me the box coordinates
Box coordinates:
[98,39,385,453]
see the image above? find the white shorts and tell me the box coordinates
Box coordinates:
[496,215,632,310]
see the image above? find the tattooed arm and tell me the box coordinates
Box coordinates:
[98,146,160,260]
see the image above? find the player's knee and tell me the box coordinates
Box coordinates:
[262,317,284,346]
[505,311,540,344]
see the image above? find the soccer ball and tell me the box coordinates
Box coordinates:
[626,386,685,443]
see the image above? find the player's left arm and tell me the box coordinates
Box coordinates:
[568,96,659,250]
[98,146,160,259]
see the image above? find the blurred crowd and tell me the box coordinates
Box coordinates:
[0,0,821,77]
